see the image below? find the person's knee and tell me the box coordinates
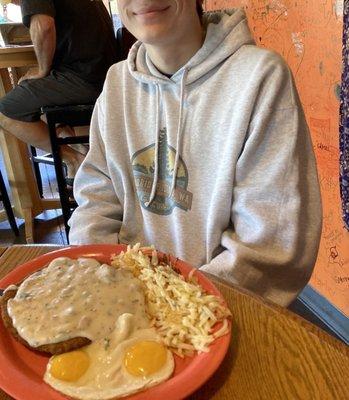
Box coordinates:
[0,112,33,137]
[0,112,15,131]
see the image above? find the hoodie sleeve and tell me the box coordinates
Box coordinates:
[200,56,322,307]
[68,98,122,244]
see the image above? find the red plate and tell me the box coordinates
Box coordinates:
[0,244,231,400]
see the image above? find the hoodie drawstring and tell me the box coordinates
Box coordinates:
[169,67,188,198]
[144,84,161,207]
[145,68,188,207]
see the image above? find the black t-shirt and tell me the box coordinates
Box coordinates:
[21,0,118,87]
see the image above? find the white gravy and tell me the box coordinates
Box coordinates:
[7,257,149,347]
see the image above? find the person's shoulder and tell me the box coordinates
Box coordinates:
[103,60,132,89]
[106,60,129,78]
[236,45,290,73]
[20,0,56,27]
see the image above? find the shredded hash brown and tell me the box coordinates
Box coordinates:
[111,244,231,357]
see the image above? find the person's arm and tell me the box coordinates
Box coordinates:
[68,97,123,244]
[19,14,56,82]
[200,54,322,307]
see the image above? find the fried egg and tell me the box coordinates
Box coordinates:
[44,313,175,400]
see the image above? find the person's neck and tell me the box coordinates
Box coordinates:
[145,25,204,75]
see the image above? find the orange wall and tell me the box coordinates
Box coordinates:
[204,0,349,316]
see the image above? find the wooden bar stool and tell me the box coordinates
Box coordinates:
[41,104,94,240]
[34,29,136,240]
[0,169,19,236]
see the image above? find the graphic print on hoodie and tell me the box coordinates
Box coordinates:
[131,128,193,215]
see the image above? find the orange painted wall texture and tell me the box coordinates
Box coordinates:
[204,0,348,316]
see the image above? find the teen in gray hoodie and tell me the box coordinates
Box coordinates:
[69,3,322,307]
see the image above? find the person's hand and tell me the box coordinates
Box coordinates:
[18,67,47,84]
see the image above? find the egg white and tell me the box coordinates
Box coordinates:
[44,314,175,400]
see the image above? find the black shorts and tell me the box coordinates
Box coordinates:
[0,70,101,122]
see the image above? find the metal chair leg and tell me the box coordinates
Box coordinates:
[30,146,44,197]
[0,170,19,236]
[46,120,71,241]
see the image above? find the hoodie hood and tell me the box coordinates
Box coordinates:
[128,8,255,85]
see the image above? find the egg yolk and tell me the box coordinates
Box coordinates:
[124,341,167,377]
[49,350,90,382]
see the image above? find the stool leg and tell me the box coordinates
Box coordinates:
[47,119,71,242]
[30,146,44,197]
[0,171,19,236]
[23,207,34,243]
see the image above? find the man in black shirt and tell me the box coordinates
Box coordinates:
[0,0,118,178]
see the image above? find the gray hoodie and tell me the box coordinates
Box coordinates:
[69,9,322,306]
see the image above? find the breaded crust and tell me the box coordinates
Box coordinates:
[0,288,91,354]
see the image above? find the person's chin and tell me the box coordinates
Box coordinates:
[136,27,171,46]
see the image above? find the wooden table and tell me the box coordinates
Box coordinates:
[0,46,60,243]
[0,46,36,69]
[0,245,348,400]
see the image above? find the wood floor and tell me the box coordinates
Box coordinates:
[0,150,67,245]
